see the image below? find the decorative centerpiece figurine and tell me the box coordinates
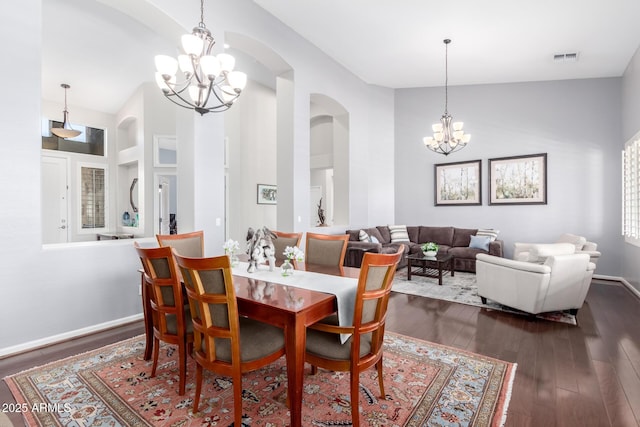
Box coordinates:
[246,227,277,273]
[282,246,304,276]
[422,242,439,257]
[317,197,327,227]
[223,239,240,267]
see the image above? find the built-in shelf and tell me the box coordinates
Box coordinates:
[117,116,138,151]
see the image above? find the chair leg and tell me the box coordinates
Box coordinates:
[233,371,243,427]
[178,341,187,395]
[193,364,203,413]
[151,337,160,378]
[376,360,386,399]
[350,371,360,427]
[311,365,318,375]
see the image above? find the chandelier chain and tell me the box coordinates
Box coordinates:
[200,0,205,26]
[444,39,448,114]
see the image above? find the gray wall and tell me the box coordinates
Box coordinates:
[394,78,622,276]
[622,45,640,292]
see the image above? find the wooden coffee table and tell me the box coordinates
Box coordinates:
[406,253,454,285]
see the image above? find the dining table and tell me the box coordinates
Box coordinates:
[139,258,360,427]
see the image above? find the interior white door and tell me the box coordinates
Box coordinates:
[158,177,171,235]
[41,156,68,244]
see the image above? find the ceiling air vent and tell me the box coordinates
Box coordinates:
[554,52,580,62]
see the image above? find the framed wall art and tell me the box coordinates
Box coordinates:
[434,159,482,206]
[488,153,547,205]
[257,184,277,205]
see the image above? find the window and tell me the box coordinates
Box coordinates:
[623,131,640,246]
[80,165,106,230]
[42,119,105,156]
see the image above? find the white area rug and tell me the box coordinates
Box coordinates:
[392,268,577,325]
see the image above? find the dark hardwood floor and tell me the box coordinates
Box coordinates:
[1,279,639,426]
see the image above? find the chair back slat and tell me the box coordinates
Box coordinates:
[175,253,240,365]
[305,232,349,266]
[273,231,303,261]
[351,250,402,355]
[157,230,205,257]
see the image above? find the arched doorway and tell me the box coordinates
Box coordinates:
[310,94,350,227]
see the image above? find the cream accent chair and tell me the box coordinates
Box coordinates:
[476,243,596,315]
[514,233,601,267]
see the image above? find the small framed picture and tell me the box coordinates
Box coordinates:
[257,184,277,205]
[434,159,482,206]
[489,153,547,205]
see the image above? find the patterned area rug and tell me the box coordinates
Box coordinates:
[5,333,515,427]
[392,269,577,325]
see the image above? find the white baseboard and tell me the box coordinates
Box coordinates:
[594,274,640,299]
[0,313,143,359]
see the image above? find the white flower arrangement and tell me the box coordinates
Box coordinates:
[223,239,240,254]
[283,246,305,262]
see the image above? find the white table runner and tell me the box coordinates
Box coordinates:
[232,261,357,343]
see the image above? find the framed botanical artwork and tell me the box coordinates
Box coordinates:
[489,153,547,205]
[434,159,482,206]
[257,184,277,205]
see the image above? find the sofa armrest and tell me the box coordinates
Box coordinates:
[476,253,551,274]
[513,242,535,260]
[488,240,504,257]
[345,241,382,268]
[347,241,382,252]
[577,249,601,264]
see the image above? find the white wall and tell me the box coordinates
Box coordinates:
[0,0,396,354]
[394,78,622,276]
[225,80,278,243]
[622,45,640,292]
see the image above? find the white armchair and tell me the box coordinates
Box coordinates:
[514,233,601,267]
[476,244,596,315]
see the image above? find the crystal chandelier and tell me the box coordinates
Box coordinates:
[51,84,81,139]
[154,0,247,115]
[423,39,470,155]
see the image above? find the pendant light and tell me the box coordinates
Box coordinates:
[51,83,81,139]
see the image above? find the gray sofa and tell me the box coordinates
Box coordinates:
[345,226,503,273]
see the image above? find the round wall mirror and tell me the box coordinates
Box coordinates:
[130,178,138,213]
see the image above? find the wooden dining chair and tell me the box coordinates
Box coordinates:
[272,231,303,261]
[305,232,349,266]
[156,230,205,257]
[304,248,403,427]
[173,252,286,423]
[134,243,194,395]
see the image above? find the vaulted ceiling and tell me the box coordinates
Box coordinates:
[253,0,640,88]
[43,0,640,114]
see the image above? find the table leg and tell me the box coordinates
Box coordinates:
[284,314,305,427]
[140,273,153,361]
[450,257,455,277]
[438,262,443,286]
[407,258,412,280]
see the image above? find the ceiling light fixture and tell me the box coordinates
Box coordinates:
[154,0,247,115]
[423,39,470,155]
[51,84,81,139]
